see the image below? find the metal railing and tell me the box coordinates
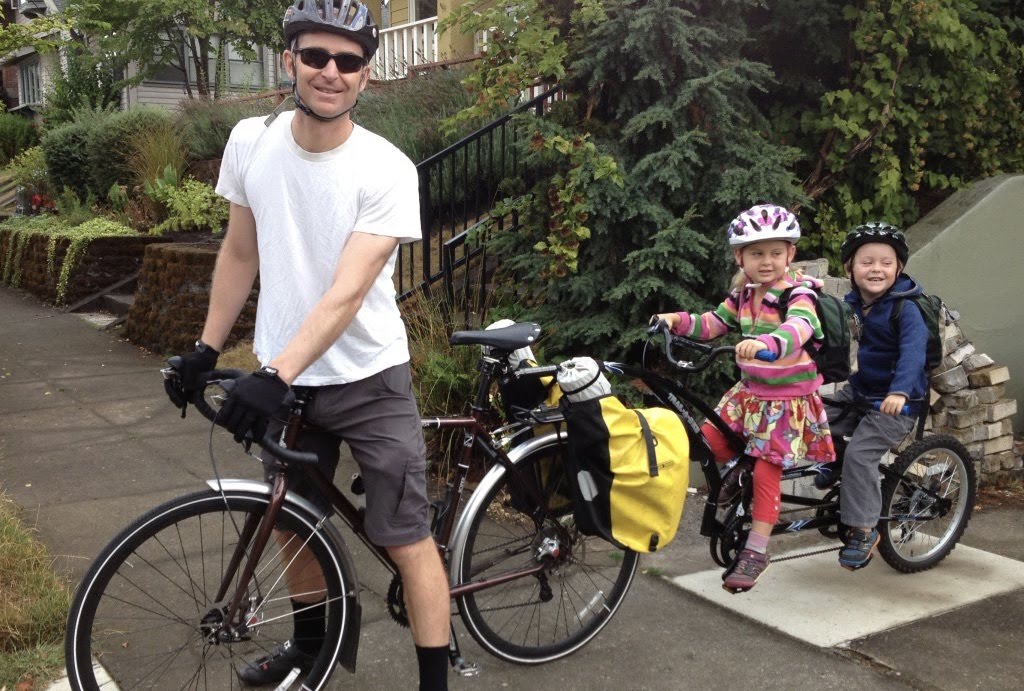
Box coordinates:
[396,85,562,325]
[372,17,439,80]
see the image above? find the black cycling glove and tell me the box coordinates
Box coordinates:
[165,342,220,413]
[219,368,290,444]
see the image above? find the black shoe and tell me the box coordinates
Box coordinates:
[238,639,315,686]
[813,462,842,490]
[716,458,754,506]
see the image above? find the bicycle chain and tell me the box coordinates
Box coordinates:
[771,545,840,563]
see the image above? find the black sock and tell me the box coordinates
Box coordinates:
[291,598,326,655]
[415,644,449,691]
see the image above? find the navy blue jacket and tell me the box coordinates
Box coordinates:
[846,274,930,408]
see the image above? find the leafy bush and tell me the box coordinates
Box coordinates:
[0,112,39,166]
[41,119,96,200]
[355,68,475,163]
[5,146,51,197]
[178,95,281,162]
[41,43,123,128]
[85,106,173,198]
[151,178,229,235]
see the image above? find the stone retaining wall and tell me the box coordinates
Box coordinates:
[0,227,166,306]
[797,259,1020,484]
[125,242,257,355]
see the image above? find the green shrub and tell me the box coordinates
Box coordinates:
[0,112,39,166]
[178,95,281,162]
[151,178,229,235]
[356,68,474,163]
[41,44,123,129]
[5,146,51,198]
[86,106,173,198]
[41,119,97,201]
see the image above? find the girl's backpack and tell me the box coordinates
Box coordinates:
[778,287,857,384]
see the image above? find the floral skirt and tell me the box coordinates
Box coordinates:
[714,381,836,469]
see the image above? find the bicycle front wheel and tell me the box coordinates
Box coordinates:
[454,440,640,664]
[878,436,976,573]
[65,489,352,691]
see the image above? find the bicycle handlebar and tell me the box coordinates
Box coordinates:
[162,359,319,465]
[646,319,775,371]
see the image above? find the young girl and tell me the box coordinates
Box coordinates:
[656,203,835,593]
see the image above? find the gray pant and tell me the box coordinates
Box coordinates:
[825,387,916,529]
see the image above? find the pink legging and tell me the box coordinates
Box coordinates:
[701,421,783,524]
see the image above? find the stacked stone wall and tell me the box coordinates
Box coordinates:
[125,242,257,355]
[796,259,1020,484]
[0,226,166,305]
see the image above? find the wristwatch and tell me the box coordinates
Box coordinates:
[259,365,280,378]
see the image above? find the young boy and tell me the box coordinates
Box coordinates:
[817,222,929,570]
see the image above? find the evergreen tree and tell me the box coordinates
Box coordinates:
[490,0,802,371]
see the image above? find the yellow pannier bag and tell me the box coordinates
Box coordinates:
[560,394,689,553]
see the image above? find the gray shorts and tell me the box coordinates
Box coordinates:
[265,363,430,547]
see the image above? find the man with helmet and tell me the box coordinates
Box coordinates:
[816,221,928,572]
[163,1,450,687]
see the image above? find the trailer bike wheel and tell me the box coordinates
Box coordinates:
[65,490,351,691]
[877,436,976,573]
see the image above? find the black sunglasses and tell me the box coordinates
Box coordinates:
[295,47,366,74]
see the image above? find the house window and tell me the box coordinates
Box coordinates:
[414,0,437,21]
[19,60,41,107]
[227,44,265,89]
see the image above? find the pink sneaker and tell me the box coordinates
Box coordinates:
[722,549,770,593]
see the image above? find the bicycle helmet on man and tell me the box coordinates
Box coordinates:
[726,204,801,248]
[282,0,379,122]
[839,221,909,265]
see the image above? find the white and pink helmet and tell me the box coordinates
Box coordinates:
[726,204,801,248]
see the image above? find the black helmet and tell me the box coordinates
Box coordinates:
[840,221,909,265]
[283,0,379,58]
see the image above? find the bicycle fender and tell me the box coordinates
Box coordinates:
[205,479,363,675]
[447,430,566,585]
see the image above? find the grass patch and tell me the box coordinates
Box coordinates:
[0,491,72,689]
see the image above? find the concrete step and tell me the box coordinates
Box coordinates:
[99,292,135,317]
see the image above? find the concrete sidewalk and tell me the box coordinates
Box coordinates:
[2,284,1023,691]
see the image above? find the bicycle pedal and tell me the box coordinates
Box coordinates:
[452,657,481,677]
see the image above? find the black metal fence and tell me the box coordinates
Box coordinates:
[395,86,562,324]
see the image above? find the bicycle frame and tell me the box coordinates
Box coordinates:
[200,351,565,673]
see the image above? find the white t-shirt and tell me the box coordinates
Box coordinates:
[215,112,420,386]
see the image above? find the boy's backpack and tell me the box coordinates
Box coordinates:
[889,293,957,372]
[558,392,690,553]
[778,287,856,384]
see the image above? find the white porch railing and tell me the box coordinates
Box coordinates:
[372,16,438,80]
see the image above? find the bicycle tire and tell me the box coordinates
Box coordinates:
[453,439,639,664]
[877,435,976,573]
[65,489,352,691]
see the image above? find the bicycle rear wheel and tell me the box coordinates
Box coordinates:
[65,490,352,691]
[454,440,639,664]
[877,436,976,573]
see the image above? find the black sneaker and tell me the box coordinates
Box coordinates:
[716,458,754,506]
[838,527,880,571]
[813,461,842,490]
[238,639,315,686]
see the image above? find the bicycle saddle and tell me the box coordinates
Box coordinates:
[449,322,542,351]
